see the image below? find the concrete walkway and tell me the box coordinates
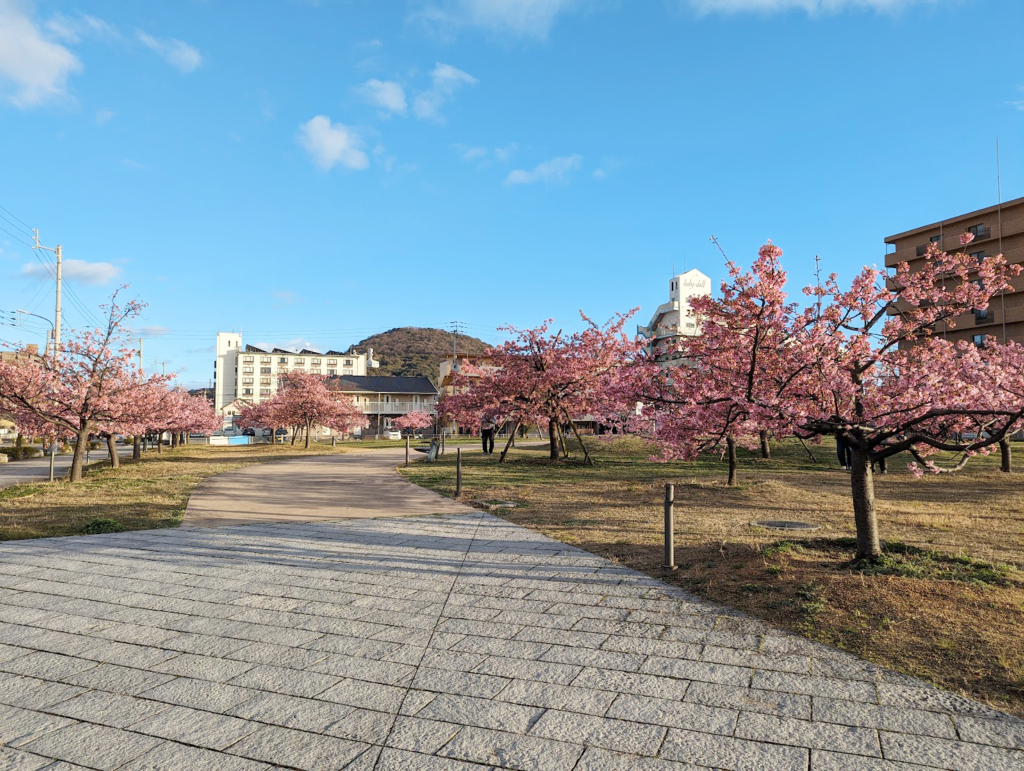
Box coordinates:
[0,456,1021,768]
[184,448,473,527]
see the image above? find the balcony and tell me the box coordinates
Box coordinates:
[361,401,437,415]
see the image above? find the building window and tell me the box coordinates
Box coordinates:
[260,378,271,385]
[242,366,254,374]
[344,359,353,367]
[327,359,337,365]
[972,334,985,347]
[311,369,321,375]
[261,356,271,364]
[279,357,288,364]
[294,357,305,365]
[971,251,986,264]
[242,356,254,363]
[312,358,321,365]
[974,308,991,323]
[260,367,271,374]
[279,367,288,374]
[243,388,253,395]
[929,234,942,244]
[242,377,253,385]
[328,368,336,375]
[260,388,271,396]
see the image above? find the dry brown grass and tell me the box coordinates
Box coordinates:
[0,442,352,541]
[401,436,1024,717]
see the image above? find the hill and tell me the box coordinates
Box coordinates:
[351,327,491,384]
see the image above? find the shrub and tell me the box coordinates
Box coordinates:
[0,447,42,460]
[81,518,126,535]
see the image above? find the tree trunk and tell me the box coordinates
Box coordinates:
[565,415,593,465]
[499,420,521,464]
[850,447,882,561]
[304,422,311,449]
[132,434,141,461]
[14,433,23,461]
[156,434,162,453]
[759,430,771,459]
[1000,438,1012,473]
[170,432,178,449]
[69,424,91,483]
[107,434,119,469]
[726,436,737,486]
[291,427,297,446]
[548,419,559,460]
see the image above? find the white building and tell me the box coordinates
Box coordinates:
[213,332,379,419]
[637,269,712,365]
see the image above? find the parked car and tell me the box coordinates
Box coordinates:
[386,430,402,440]
[242,428,256,436]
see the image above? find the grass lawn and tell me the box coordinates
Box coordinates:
[0,442,357,541]
[400,435,1024,717]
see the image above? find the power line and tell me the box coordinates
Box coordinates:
[0,203,33,233]
[0,223,34,248]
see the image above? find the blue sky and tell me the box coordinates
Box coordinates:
[1,0,1022,388]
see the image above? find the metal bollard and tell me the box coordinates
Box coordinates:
[456,447,462,497]
[441,432,446,455]
[663,483,677,571]
[405,436,410,468]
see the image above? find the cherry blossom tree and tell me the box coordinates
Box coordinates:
[647,237,1024,562]
[642,242,800,485]
[251,371,368,449]
[392,411,434,433]
[0,291,173,482]
[438,311,645,464]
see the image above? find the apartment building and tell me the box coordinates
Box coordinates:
[213,332,379,415]
[637,269,712,365]
[884,195,1024,346]
[332,375,438,435]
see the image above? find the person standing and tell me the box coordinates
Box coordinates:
[480,415,496,454]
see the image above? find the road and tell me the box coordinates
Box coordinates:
[0,444,134,488]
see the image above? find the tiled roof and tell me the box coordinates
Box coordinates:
[330,375,437,395]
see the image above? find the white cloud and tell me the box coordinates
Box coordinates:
[454,144,488,161]
[271,289,298,306]
[505,154,582,185]
[95,108,115,125]
[136,31,202,74]
[494,142,518,163]
[297,116,369,171]
[592,168,606,180]
[0,0,82,107]
[413,0,580,40]
[138,325,169,337]
[413,62,478,123]
[122,158,145,170]
[21,259,120,285]
[45,12,117,43]
[687,0,938,14]
[356,79,407,115]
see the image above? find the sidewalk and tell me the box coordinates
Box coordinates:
[0,453,1021,769]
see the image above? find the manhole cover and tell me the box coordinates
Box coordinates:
[755,520,820,531]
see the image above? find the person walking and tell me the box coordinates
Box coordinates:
[480,415,497,454]
[836,432,852,470]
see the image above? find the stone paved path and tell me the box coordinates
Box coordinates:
[0,514,1023,769]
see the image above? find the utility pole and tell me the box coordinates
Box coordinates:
[31,230,62,357]
[450,320,464,360]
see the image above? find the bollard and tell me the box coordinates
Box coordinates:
[456,447,462,497]
[663,483,677,571]
[441,432,446,455]
[49,445,55,483]
[405,436,410,468]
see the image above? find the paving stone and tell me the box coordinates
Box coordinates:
[19,722,162,770]
[540,645,645,672]
[450,636,551,660]
[0,651,98,681]
[0,703,75,747]
[812,697,957,739]
[373,747,490,770]
[412,666,511,698]
[955,715,1024,749]
[660,727,810,770]
[684,681,811,720]
[225,724,369,770]
[811,749,936,770]
[140,676,258,712]
[0,746,55,771]
[529,710,666,756]
[574,747,705,770]
[45,691,171,729]
[572,667,690,701]
[228,691,355,733]
[734,711,881,757]
[606,693,737,735]
[640,656,752,688]
[63,663,176,696]
[880,731,1024,770]
[120,740,274,770]
[384,716,463,754]
[0,674,88,711]
[317,677,408,712]
[76,641,177,669]
[440,726,585,770]
[151,653,256,683]
[129,705,260,750]
[494,679,617,717]
[473,654,581,685]
[226,664,340,698]
[751,670,878,703]
[417,693,543,734]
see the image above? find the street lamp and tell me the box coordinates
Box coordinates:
[16,310,55,365]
